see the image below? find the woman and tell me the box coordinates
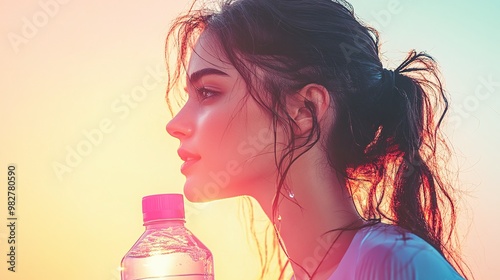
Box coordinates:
[165,0,470,279]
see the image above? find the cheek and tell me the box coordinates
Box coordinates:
[186,100,280,199]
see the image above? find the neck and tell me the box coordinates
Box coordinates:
[251,151,364,279]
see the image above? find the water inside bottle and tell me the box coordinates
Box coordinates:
[122,252,213,280]
[121,227,213,280]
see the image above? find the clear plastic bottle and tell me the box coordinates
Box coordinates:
[121,194,214,280]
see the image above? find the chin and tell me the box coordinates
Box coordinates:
[183,181,220,203]
[183,179,242,203]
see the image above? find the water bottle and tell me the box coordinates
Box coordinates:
[121,193,214,280]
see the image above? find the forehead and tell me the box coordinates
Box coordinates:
[187,32,236,77]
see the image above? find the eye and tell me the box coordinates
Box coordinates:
[196,87,220,100]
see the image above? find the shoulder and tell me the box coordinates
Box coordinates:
[353,223,463,280]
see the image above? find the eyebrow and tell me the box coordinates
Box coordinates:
[188,68,230,84]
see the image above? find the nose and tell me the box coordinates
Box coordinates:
[166,114,193,139]
[166,111,193,139]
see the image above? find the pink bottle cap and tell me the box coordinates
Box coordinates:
[142,194,185,222]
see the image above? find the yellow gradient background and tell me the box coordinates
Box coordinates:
[0,0,498,279]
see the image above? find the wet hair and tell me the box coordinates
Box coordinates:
[165,0,470,278]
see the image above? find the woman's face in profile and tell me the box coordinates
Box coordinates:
[166,32,284,202]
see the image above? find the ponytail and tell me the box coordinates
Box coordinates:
[390,51,449,253]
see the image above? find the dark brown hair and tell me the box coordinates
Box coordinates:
[165,0,471,278]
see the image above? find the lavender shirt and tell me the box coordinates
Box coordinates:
[326,223,464,280]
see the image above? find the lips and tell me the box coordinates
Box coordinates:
[177,149,201,173]
[177,149,201,162]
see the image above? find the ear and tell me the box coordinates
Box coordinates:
[287,83,331,136]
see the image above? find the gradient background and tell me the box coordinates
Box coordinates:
[0,0,498,279]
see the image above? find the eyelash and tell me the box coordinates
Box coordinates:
[195,87,219,100]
